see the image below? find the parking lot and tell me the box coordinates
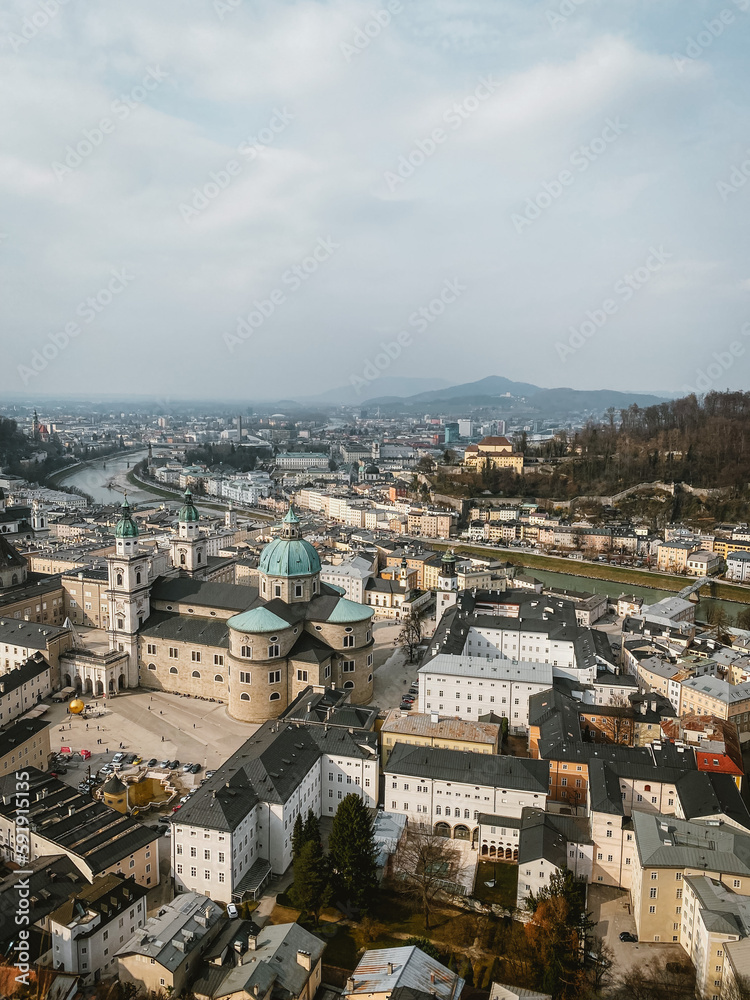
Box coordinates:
[587,883,685,973]
[44,687,259,801]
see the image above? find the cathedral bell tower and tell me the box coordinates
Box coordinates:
[106,498,150,688]
[171,490,207,576]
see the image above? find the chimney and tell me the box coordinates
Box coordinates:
[247,932,257,951]
[346,979,355,993]
[297,950,312,971]
[430,973,436,984]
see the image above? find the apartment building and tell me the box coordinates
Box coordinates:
[631,812,750,945]
[657,541,697,573]
[516,807,593,908]
[384,743,549,843]
[171,721,378,900]
[61,567,110,628]
[0,769,159,887]
[418,654,553,733]
[681,874,750,1000]
[0,717,50,777]
[680,675,750,735]
[379,710,501,765]
[0,655,53,727]
[0,616,71,682]
[48,872,148,983]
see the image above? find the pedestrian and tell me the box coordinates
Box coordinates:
[161,735,164,742]
[193,723,195,728]
[106,747,109,753]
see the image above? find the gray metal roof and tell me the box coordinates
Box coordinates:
[116,891,224,970]
[346,946,464,1000]
[633,812,750,874]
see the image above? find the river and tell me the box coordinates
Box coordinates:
[57,450,158,504]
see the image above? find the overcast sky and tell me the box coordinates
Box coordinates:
[1,0,749,402]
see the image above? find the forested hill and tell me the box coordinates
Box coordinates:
[440,391,750,504]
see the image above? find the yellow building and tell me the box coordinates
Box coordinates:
[380,709,501,765]
[0,718,50,777]
[463,436,524,474]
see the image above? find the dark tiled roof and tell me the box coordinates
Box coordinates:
[0,618,67,648]
[0,769,158,875]
[150,576,258,611]
[0,536,26,570]
[139,611,229,648]
[384,744,549,793]
[0,718,49,759]
[173,722,377,832]
[0,855,84,946]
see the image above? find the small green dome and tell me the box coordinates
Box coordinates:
[326,597,374,624]
[179,490,200,523]
[228,606,290,634]
[259,536,321,578]
[115,498,139,539]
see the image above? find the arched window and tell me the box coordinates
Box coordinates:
[241,646,252,658]
[214,674,224,682]
[197,552,202,563]
[435,805,442,815]
[368,673,373,682]
[148,663,156,671]
[240,692,250,701]
[180,553,186,565]
[136,572,141,584]
[169,666,178,674]
[269,692,280,701]
[344,681,354,689]
[445,807,451,817]
[644,784,651,792]
[192,670,200,678]
[464,809,470,819]
[116,573,123,587]
[11,574,18,586]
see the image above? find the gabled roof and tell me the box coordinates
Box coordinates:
[0,536,25,570]
[385,743,549,793]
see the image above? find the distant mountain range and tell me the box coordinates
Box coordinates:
[298,375,667,416]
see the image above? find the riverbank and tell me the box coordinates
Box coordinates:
[126,468,276,520]
[428,541,750,607]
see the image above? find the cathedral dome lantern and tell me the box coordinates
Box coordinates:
[258,504,321,603]
[179,489,200,524]
[115,497,139,555]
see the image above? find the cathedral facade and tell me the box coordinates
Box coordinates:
[106,495,375,721]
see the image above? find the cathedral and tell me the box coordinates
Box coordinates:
[102,493,375,721]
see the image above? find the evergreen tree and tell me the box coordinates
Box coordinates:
[303,809,320,847]
[328,793,379,913]
[291,814,305,860]
[289,839,330,926]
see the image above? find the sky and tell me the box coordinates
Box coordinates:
[1,0,749,403]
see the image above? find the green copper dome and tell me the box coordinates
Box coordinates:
[179,489,200,523]
[115,498,139,539]
[259,536,321,578]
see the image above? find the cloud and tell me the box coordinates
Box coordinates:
[0,0,748,399]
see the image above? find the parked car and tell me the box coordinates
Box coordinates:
[408,686,419,696]
[159,759,171,769]
[124,753,137,765]
[399,700,414,711]
[205,770,215,779]
[189,763,201,774]
[112,752,125,764]
[132,755,143,765]
[226,903,238,918]
[401,694,415,703]
[168,760,180,769]
[619,932,637,943]
[182,762,194,772]
[147,758,158,767]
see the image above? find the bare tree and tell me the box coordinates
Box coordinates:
[396,609,423,664]
[725,973,750,1000]
[609,956,696,1000]
[389,829,467,929]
